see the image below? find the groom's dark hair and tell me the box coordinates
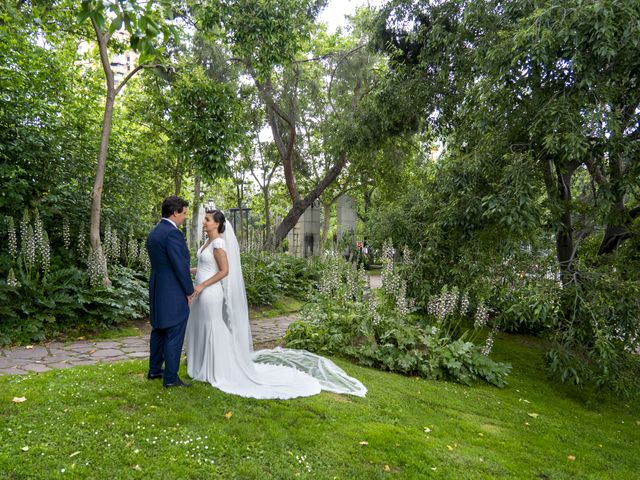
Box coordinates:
[162,196,189,218]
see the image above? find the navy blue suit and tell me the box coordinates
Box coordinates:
[146,219,194,385]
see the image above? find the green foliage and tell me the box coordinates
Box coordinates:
[545,266,640,398]
[285,250,511,387]
[495,278,561,334]
[192,0,326,80]
[78,0,178,63]
[0,264,148,345]
[241,251,320,306]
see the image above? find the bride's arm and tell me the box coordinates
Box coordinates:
[193,248,229,295]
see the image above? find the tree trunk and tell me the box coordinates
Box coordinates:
[273,201,307,248]
[543,157,577,286]
[269,153,349,248]
[90,90,115,254]
[189,175,201,251]
[88,19,157,285]
[263,187,271,245]
[89,20,115,286]
[554,167,576,285]
[597,142,628,255]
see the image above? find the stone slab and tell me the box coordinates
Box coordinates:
[126,351,149,358]
[3,348,49,360]
[0,367,28,375]
[91,349,125,358]
[22,363,51,373]
[47,362,73,370]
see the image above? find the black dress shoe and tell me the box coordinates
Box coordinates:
[163,378,192,388]
[147,372,163,380]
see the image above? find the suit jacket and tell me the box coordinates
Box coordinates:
[146,219,194,329]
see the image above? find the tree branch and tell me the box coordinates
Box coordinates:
[91,18,114,92]
[301,153,349,206]
[115,63,163,96]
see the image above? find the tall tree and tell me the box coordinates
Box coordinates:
[77,0,178,281]
[371,0,640,284]
[192,0,379,247]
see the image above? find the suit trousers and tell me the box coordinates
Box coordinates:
[149,320,188,385]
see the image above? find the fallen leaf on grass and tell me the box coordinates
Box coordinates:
[359,441,369,446]
[224,411,233,419]
[12,397,27,403]
[21,446,29,452]
[423,427,432,434]
[133,465,142,471]
[478,433,484,437]
[447,445,454,451]
[527,413,540,418]
[69,451,80,458]
[567,455,576,461]
[383,464,391,472]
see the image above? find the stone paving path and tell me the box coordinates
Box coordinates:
[0,276,382,376]
[0,316,297,376]
[369,274,382,289]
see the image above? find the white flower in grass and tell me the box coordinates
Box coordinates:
[103,223,113,260]
[77,227,87,257]
[23,225,36,270]
[7,216,18,258]
[40,231,50,276]
[127,233,139,264]
[481,326,498,356]
[396,280,410,317]
[138,241,150,273]
[402,245,412,265]
[110,230,121,263]
[62,218,71,249]
[88,248,108,287]
[460,292,470,316]
[33,209,44,265]
[474,302,489,328]
[7,268,20,288]
[368,293,381,326]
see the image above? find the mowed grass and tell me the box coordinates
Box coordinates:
[0,334,638,479]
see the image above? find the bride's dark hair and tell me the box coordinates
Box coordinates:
[206,209,226,233]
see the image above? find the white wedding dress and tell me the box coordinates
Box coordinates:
[185,226,367,400]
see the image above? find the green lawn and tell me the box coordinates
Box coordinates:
[249,296,303,319]
[1,334,638,479]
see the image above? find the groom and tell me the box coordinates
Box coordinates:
[146,196,195,388]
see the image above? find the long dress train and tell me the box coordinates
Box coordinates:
[185,237,366,400]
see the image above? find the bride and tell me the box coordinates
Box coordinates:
[185,208,366,399]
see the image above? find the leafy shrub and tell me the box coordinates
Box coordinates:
[495,278,561,334]
[241,251,320,306]
[545,267,640,397]
[0,264,148,345]
[284,249,511,387]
